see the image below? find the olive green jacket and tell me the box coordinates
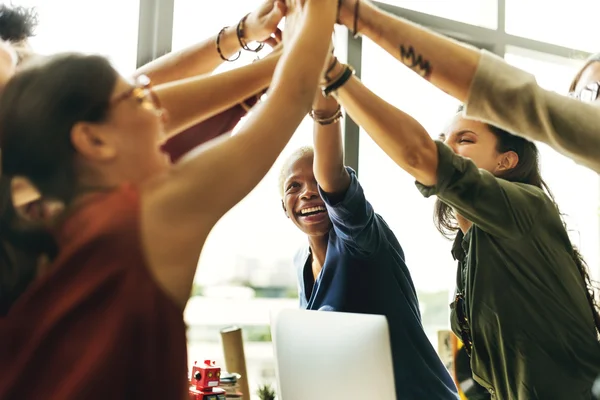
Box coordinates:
[417,141,600,400]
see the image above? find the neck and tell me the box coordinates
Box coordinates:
[456,213,472,234]
[76,157,167,195]
[308,233,328,267]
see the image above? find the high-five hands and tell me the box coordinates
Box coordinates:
[244,0,286,47]
[283,0,338,48]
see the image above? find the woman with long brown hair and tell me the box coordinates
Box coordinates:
[0,0,283,312]
[0,0,338,398]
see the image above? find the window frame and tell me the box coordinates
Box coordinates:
[136,0,598,276]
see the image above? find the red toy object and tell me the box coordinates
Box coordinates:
[188,360,227,400]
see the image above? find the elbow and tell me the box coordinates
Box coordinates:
[315,167,351,196]
[403,150,422,169]
[404,136,437,168]
[402,139,438,186]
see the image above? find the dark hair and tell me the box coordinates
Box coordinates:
[434,105,600,333]
[434,105,546,238]
[0,4,38,42]
[0,53,118,315]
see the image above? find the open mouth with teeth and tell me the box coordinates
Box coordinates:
[298,206,327,217]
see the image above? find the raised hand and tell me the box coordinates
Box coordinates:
[281,0,316,44]
[244,0,286,44]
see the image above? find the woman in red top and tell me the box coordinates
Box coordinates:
[0,1,338,398]
[0,0,282,313]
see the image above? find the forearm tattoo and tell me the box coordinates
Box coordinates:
[399,45,432,79]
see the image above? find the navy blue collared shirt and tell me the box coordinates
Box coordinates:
[294,168,458,400]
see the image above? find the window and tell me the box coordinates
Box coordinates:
[504,47,600,280]
[173,0,348,393]
[358,37,461,344]
[172,0,266,69]
[11,0,139,74]
[378,0,498,29]
[505,0,600,52]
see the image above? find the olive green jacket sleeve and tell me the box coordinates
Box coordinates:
[464,50,600,174]
[416,141,547,239]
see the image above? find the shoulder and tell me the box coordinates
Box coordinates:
[320,167,366,209]
[498,181,567,234]
[505,181,552,207]
[57,184,142,249]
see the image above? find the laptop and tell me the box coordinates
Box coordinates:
[271,309,396,399]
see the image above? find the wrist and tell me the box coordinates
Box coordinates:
[328,62,346,82]
[312,97,339,115]
[322,64,355,97]
[216,26,242,62]
[356,0,377,38]
[340,0,374,38]
[322,58,345,85]
[310,105,343,125]
[236,13,265,52]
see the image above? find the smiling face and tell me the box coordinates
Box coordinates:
[442,114,519,174]
[68,73,170,187]
[281,150,332,237]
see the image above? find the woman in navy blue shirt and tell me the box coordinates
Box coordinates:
[279,89,458,400]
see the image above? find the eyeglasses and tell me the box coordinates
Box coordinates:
[569,81,600,103]
[111,74,161,111]
[454,292,473,357]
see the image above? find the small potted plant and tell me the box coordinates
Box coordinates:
[256,383,276,400]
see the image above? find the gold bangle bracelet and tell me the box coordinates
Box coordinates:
[310,106,343,125]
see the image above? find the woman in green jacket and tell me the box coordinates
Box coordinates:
[320,51,600,398]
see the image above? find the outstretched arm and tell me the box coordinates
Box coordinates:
[154,46,281,137]
[136,0,285,85]
[338,0,478,101]
[328,59,547,239]
[312,90,386,256]
[337,0,600,174]
[142,0,338,307]
[327,59,438,186]
[312,91,350,197]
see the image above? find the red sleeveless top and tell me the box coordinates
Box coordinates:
[0,185,188,399]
